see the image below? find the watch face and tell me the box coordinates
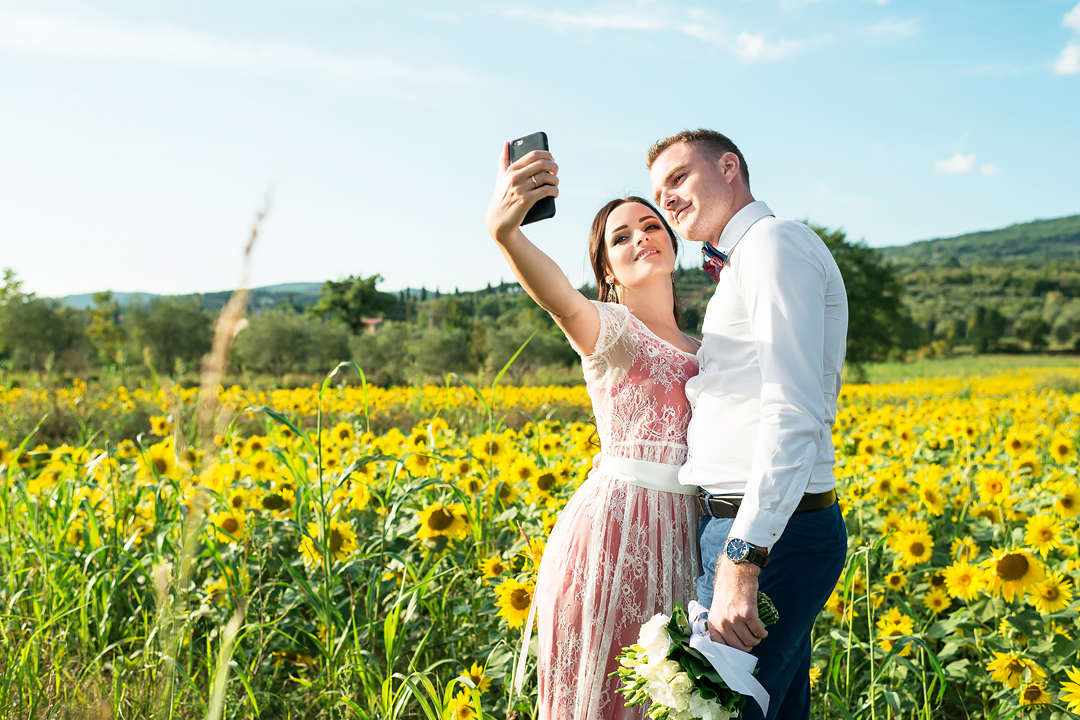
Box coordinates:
[726,538,749,562]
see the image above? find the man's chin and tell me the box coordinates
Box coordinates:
[678,223,706,243]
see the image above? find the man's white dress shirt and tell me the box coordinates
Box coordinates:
[678,201,848,551]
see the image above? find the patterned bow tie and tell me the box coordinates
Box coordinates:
[702,243,729,282]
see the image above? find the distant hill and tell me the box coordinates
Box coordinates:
[879,214,1080,266]
[59,282,326,312]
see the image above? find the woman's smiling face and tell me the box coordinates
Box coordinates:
[602,202,677,292]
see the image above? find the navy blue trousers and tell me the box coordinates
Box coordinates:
[697,503,847,720]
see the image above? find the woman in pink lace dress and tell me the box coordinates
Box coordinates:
[486,144,700,719]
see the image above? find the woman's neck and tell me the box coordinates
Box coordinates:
[621,279,678,332]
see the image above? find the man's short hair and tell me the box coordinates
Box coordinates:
[647,129,750,187]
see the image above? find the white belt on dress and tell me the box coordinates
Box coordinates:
[598,454,698,495]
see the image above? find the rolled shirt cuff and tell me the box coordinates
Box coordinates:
[728,502,788,553]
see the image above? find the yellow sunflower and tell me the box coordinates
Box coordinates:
[986,548,1044,602]
[519,536,546,570]
[527,468,560,506]
[416,502,469,541]
[1012,450,1041,477]
[226,487,250,513]
[1018,682,1050,706]
[480,555,507,582]
[348,481,372,512]
[299,518,359,568]
[923,588,950,614]
[917,482,945,517]
[893,531,933,569]
[1024,515,1063,557]
[456,472,487,497]
[884,572,907,592]
[138,441,176,480]
[203,575,229,605]
[1059,666,1080,715]
[149,415,172,436]
[209,510,247,543]
[506,454,539,487]
[1004,429,1033,457]
[975,469,1010,503]
[257,486,296,519]
[943,560,985,601]
[986,651,1045,689]
[1050,435,1075,464]
[330,422,355,447]
[65,520,86,546]
[949,536,979,563]
[823,588,857,623]
[1028,572,1073,614]
[470,431,511,464]
[404,452,437,478]
[459,662,492,692]
[491,480,520,506]
[445,690,480,720]
[494,578,534,628]
[1053,481,1080,518]
[874,607,915,656]
[115,439,138,459]
[244,435,269,457]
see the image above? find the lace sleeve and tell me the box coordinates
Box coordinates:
[563,301,627,357]
[569,301,633,387]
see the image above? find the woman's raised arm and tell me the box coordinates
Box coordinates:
[485,143,600,355]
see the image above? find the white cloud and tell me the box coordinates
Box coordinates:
[500,6,733,45]
[863,18,920,39]
[1054,42,1080,75]
[0,9,476,85]
[500,7,666,31]
[735,32,803,62]
[1065,2,1080,31]
[500,6,819,62]
[980,163,999,176]
[935,153,975,174]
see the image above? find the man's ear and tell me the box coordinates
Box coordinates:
[720,152,740,181]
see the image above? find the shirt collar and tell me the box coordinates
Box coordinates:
[715,200,774,255]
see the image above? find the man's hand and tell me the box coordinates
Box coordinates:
[708,556,768,652]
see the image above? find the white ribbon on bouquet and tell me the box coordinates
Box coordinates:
[687,600,770,717]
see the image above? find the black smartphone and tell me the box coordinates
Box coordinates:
[508,131,556,225]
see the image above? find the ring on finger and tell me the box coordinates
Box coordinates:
[530,175,538,187]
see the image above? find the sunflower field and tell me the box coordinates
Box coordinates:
[2,367,1080,719]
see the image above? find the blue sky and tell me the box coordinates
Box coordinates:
[2,0,1078,298]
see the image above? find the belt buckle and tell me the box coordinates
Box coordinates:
[699,491,739,518]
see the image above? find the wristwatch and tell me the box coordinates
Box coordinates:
[724,538,769,568]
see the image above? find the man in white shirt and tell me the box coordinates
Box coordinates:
[649,129,848,720]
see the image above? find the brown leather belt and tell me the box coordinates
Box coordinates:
[697,489,837,519]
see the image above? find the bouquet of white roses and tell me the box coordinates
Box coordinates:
[612,595,779,720]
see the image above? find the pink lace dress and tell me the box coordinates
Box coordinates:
[533,301,701,719]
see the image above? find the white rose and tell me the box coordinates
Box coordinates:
[701,700,732,720]
[637,614,672,665]
[646,676,677,708]
[690,693,732,720]
[637,659,661,684]
[669,671,693,710]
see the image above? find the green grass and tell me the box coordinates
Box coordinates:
[850,353,1080,384]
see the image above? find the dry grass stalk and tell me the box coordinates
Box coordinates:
[196,198,270,447]
[152,197,269,718]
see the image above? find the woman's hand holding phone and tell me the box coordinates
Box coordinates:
[485,143,559,243]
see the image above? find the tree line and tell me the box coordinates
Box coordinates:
[4,222,1073,384]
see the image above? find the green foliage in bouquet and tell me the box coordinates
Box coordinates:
[612,594,779,720]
